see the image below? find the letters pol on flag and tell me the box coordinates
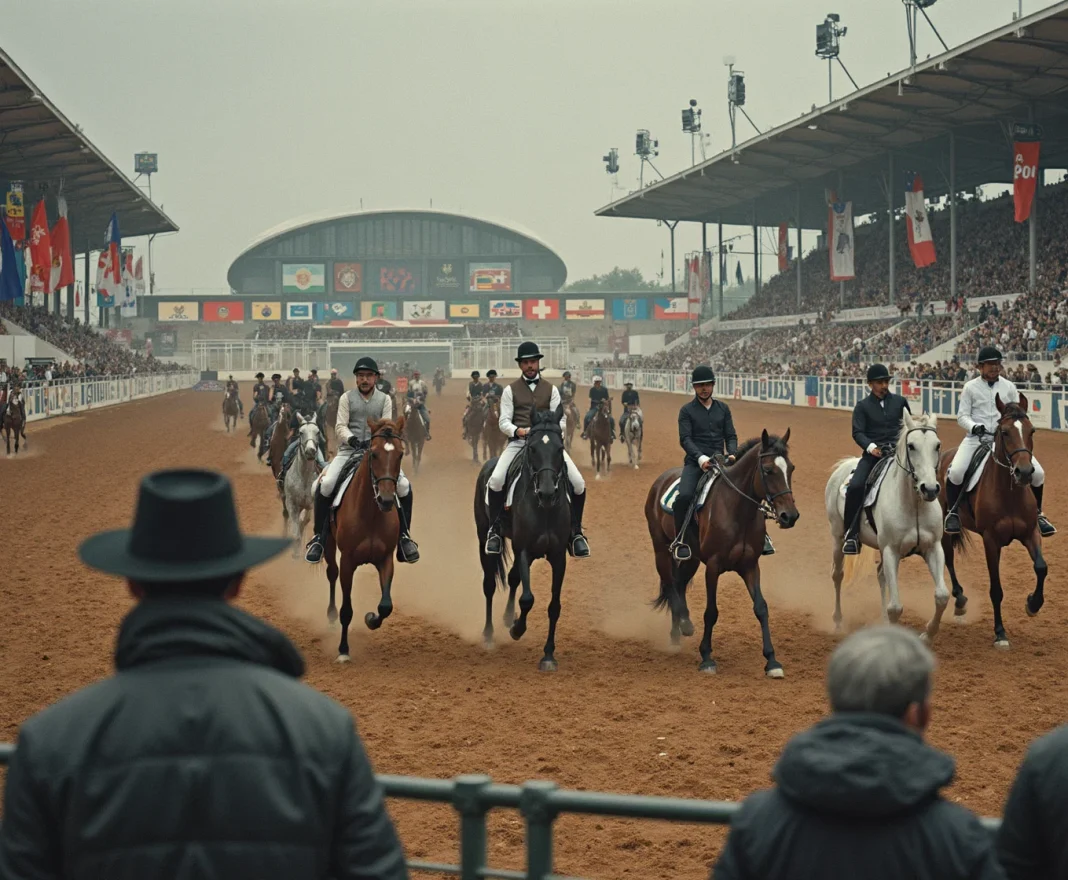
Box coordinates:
[828,200,855,281]
[1013,123,1041,223]
[904,173,936,268]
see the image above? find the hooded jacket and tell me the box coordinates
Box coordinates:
[0,597,407,880]
[713,713,1003,880]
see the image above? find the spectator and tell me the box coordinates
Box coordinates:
[0,469,408,880]
[713,625,1003,880]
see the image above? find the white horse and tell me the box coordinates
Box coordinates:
[622,406,643,469]
[283,415,322,557]
[825,410,949,642]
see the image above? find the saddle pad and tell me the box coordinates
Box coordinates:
[838,457,892,508]
[659,471,718,514]
[483,468,524,510]
[327,451,365,510]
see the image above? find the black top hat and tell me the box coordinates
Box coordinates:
[79,470,290,582]
[353,356,380,375]
[515,341,544,362]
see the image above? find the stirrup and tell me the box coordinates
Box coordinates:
[943,512,961,535]
[305,536,324,563]
[671,540,692,562]
[570,533,590,558]
[1038,513,1057,536]
[484,529,503,555]
[841,536,861,556]
[397,535,420,563]
[762,534,776,556]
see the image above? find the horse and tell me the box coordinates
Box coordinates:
[645,430,799,676]
[222,389,239,433]
[321,415,408,661]
[938,393,1047,649]
[825,411,948,641]
[282,415,323,557]
[622,404,643,469]
[268,402,293,489]
[2,390,26,456]
[588,398,613,479]
[482,396,506,462]
[464,398,487,463]
[433,371,445,396]
[249,402,270,460]
[318,391,341,458]
[403,395,427,475]
[475,406,570,671]
[562,398,578,453]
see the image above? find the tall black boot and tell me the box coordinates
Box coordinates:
[944,481,963,534]
[396,492,420,562]
[841,487,863,555]
[570,491,590,557]
[485,488,506,554]
[672,502,693,561]
[305,488,332,563]
[1033,484,1057,536]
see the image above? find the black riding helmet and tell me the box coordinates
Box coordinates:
[866,363,891,382]
[353,356,380,375]
[471,370,481,379]
[691,365,715,385]
[255,372,265,380]
[563,370,572,378]
[487,370,498,378]
[271,373,282,381]
[978,345,1003,363]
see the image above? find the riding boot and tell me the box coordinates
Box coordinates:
[944,480,963,534]
[672,503,694,561]
[1032,484,1057,537]
[842,486,864,555]
[569,491,590,558]
[304,488,332,563]
[485,488,506,555]
[396,492,420,563]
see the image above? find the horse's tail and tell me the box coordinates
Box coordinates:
[652,577,676,611]
[492,544,511,592]
[947,528,970,554]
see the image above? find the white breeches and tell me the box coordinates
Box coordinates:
[947,435,1044,486]
[319,445,411,496]
[488,440,585,494]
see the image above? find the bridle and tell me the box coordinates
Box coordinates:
[893,425,938,488]
[364,428,406,504]
[988,412,1033,477]
[523,421,565,507]
[714,448,794,518]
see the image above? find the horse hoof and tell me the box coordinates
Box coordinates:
[365,612,382,630]
[766,666,785,679]
[538,658,558,672]
[327,608,338,625]
[1026,595,1043,617]
[698,660,717,674]
[336,654,351,664]
[633,464,639,470]
[919,631,930,644]
[483,635,495,651]
[595,473,601,481]
[509,624,525,641]
[680,619,695,638]
[994,638,1011,650]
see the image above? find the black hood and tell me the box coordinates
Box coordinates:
[115,597,305,679]
[773,713,955,819]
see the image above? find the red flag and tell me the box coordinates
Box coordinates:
[1014,140,1041,222]
[28,200,51,294]
[905,173,937,268]
[50,195,74,292]
[75,283,80,307]
[778,223,788,272]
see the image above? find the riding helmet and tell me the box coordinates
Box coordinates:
[978,345,1003,364]
[691,365,716,385]
[563,370,571,378]
[271,373,282,381]
[515,341,544,362]
[352,356,381,375]
[255,372,265,379]
[592,375,603,383]
[866,363,891,382]
[487,369,497,378]
[471,370,481,378]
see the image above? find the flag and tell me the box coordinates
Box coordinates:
[0,220,22,301]
[735,262,743,286]
[687,256,701,319]
[905,173,936,268]
[120,250,137,316]
[1013,139,1041,223]
[104,211,121,285]
[700,251,711,295]
[778,223,788,272]
[95,249,120,307]
[612,298,649,320]
[134,256,146,295]
[75,283,80,307]
[564,298,605,319]
[653,296,689,320]
[828,200,855,281]
[50,194,74,292]
[28,200,51,294]
[524,298,559,320]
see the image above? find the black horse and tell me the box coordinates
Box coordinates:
[474,406,570,671]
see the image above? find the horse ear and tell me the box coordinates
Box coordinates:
[995,393,1005,413]
[395,415,406,435]
[902,409,915,430]
[366,416,378,431]
[553,403,564,423]
[782,427,790,445]
[761,428,769,449]
[1018,392,1029,412]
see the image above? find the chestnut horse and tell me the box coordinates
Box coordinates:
[323,416,407,661]
[645,430,799,676]
[482,396,506,461]
[588,397,612,478]
[938,393,1048,649]
[403,396,427,475]
[222,389,239,432]
[268,402,293,490]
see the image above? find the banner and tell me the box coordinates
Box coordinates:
[332,262,362,294]
[49,194,74,293]
[1013,140,1041,223]
[489,299,521,319]
[565,298,605,320]
[28,200,50,294]
[778,223,788,272]
[653,297,689,320]
[286,302,313,321]
[105,329,132,349]
[358,300,396,320]
[119,251,137,316]
[828,201,855,281]
[431,261,462,294]
[687,256,701,319]
[158,301,198,321]
[374,261,421,294]
[134,256,146,296]
[403,300,445,321]
[203,301,245,322]
[4,182,24,243]
[449,301,480,318]
[612,298,648,320]
[524,298,559,320]
[317,300,357,321]
[469,261,512,292]
[282,263,325,294]
[905,172,936,268]
[251,301,282,320]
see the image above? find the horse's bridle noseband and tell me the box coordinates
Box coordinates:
[524,422,565,506]
[987,414,1033,476]
[365,428,406,502]
[894,425,938,486]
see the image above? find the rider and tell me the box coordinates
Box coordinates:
[277,408,328,493]
[483,370,503,400]
[841,363,912,555]
[406,369,432,440]
[559,370,577,402]
[375,370,393,399]
[619,380,642,443]
[304,356,420,565]
[305,369,322,408]
[249,372,269,430]
[0,381,25,427]
[263,375,293,458]
[484,341,590,558]
[326,368,346,398]
[944,345,1056,537]
[462,370,484,439]
[223,375,244,417]
[286,368,303,397]
[581,375,615,441]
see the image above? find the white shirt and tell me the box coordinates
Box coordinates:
[499,379,565,440]
[957,375,1019,434]
[408,379,428,397]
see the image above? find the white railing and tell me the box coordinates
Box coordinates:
[18,372,199,422]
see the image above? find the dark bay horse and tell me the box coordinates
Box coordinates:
[482,396,506,462]
[475,406,570,671]
[464,399,486,463]
[645,430,799,676]
[589,398,612,478]
[2,389,26,455]
[249,402,270,460]
[222,390,239,432]
[403,396,427,474]
[322,415,407,661]
[938,393,1047,648]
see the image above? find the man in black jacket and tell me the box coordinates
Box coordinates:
[714,624,1004,880]
[0,469,408,880]
[842,363,912,555]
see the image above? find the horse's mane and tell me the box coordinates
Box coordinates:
[736,433,788,460]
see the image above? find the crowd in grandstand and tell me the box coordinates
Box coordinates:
[255,323,310,340]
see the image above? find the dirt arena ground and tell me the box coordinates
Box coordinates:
[3,380,1068,877]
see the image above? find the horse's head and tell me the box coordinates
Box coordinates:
[598,398,612,415]
[898,410,941,501]
[527,406,565,503]
[752,428,799,528]
[995,393,1035,485]
[294,413,321,461]
[366,416,406,510]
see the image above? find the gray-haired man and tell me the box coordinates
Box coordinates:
[714,625,1004,880]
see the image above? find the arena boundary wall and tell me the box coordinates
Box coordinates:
[17,372,199,423]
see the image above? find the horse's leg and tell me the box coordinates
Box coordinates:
[922,542,950,644]
[539,551,567,672]
[943,532,968,615]
[365,556,395,630]
[743,563,784,678]
[830,542,845,632]
[325,532,339,626]
[1024,528,1048,618]
[481,549,498,647]
[875,558,888,620]
[698,564,721,673]
[671,557,700,644]
[509,551,534,641]
[337,553,356,661]
[503,562,520,628]
[982,532,1009,648]
[880,547,903,624]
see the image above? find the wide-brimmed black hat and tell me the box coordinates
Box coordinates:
[866,363,891,382]
[79,470,290,582]
[515,341,544,362]
[978,345,1003,364]
[353,356,380,375]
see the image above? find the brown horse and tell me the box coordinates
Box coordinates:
[482,396,506,461]
[563,397,578,453]
[268,402,293,488]
[323,415,407,661]
[2,389,26,455]
[319,390,341,457]
[403,396,427,475]
[464,398,486,463]
[645,430,799,676]
[222,390,239,432]
[938,393,1047,648]
[249,402,270,460]
[588,398,613,478]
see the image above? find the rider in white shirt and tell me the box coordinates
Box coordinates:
[944,345,1055,537]
[406,370,431,440]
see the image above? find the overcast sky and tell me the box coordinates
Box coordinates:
[4,0,1039,293]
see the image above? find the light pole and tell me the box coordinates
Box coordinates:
[902,0,948,69]
[681,99,702,166]
[815,14,859,102]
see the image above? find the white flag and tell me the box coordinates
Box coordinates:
[829,201,855,281]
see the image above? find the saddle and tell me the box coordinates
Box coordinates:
[838,453,894,510]
[330,447,368,510]
[659,469,720,514]
[960,443,991,494]
[483,453,527,511]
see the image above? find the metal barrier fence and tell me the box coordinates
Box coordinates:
[18,372,200,422]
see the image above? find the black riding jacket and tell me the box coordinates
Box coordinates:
[484,382,502,399]
[376,379,392,396]
[589,385,609,406]
[679,396,738,466]
[468,381,484,399]
[559,380,577,400]
[622,389,640,407]
[252,382,269,404]
[852,392,912,454]
[327,377,345,396]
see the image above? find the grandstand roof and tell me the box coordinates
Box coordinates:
[0,49,178,247]
[596,1,1068,228]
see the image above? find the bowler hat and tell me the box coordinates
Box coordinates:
[515,341,544,362]
[79,470,290,582]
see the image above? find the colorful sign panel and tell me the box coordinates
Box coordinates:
[469,261,512,292]
[489,299,521,319]
[373,261,421,295]
[449,301,480,318]
[333,262,363,294]
[158,301,198,321]
[359,301,397,320]
[315,300,357,321]
[524,299,559,320]
[403,300,446,321]
[565,298,605,320]
[431,261,462,294]
[202,301,245,322]
[286,302,313,321]
[282,263,326,294]
[612,298,649,320]
[653,297,690,320]
[251,301,282,321]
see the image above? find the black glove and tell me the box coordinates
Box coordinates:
[348,436,365,450]
[971,424,987,436]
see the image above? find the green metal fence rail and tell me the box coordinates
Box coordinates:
[0,743,1002,878]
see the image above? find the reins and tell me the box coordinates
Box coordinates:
[712,448,793,520]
